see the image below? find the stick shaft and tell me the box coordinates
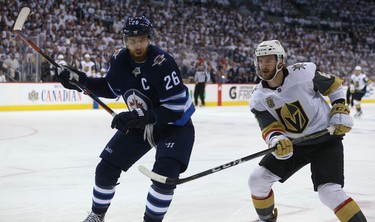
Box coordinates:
[13,9,116,117]
[14,30,60,68]
[139,127,334,185]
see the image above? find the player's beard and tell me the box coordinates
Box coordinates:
[261,67,277,81]
[131,49,148,63]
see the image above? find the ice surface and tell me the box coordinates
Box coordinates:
[1,105,374,222]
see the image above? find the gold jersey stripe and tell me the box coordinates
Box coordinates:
[322,76,343,96]
[262,122,285,140]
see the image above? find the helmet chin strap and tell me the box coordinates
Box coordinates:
[264,61,283,81]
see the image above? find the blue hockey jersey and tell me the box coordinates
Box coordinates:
[85,45,195,126]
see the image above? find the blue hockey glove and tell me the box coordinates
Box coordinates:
[111,108,156,132]
[56,66,87,92]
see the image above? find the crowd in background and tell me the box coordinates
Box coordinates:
[0,0,374,83]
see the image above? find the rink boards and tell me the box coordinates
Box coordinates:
[0,83,374,111]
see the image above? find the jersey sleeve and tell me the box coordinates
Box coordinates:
[251,107,285,144]
[151,56,195,126]
[313,69,343,96]
[83,50,126,99]
[250,86,284,144]
[85,78,118,99]
[312,68,344,104]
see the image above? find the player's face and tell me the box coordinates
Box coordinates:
[126,35,150,63]
[257,55,277,80]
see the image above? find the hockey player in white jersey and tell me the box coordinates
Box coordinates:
[349,65,372,117]
[80,53,96,77]
[248,40,367,222]
[50,54,68,82]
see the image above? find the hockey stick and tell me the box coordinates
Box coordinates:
[138,126,335,185]
[13,7,117,117]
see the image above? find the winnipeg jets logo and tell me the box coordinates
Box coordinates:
[152,54,166,66]
[127,92,145,109]
[132,67,141,77]
[124,89,152,111]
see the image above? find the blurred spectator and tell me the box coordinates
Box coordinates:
[207,61,216,83]
[94,55,107,75]
[215,65,226,83]
[80,53,96,77]
[0,46,6,68]
[1,0,374,82]
[2,54,20,82]
[49,54,68,81]
[237,72,250,83]
[99,67,107,77]
[56,54,67,67]
[41,58,52,82]
[0,68,6,82]
[71,52,81,70]
[7,45,20,61]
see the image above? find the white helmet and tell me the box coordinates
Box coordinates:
[57,54,64,60]
[354,65,362,71]
[254,40,286,81]
[255,40,286,58]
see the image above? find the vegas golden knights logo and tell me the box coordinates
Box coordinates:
[275,101,308,133]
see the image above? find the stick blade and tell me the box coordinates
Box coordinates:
[138,165,168,184]
[13,7,31,31]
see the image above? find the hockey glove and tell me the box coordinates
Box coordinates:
[111,108,156,132]
[270,135,293,160]
[56,66,87,92]
[349,84,355,94]
[329,103,353,135]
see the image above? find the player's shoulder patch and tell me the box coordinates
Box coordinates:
[151,54,167,67]
[112,48,126,60]
[289,62,316,72]
[291,62,308,71]
[287,62,317,77]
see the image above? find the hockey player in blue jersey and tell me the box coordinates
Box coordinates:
[57,16,195,222]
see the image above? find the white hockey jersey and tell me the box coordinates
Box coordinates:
[249,62,344,141]
[350,73,370,92]
[81,60,96,77]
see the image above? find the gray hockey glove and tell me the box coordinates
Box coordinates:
[270,135,293,160]
[56,66,87,92]
[111,108,156,132]
[329,103,353,135]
